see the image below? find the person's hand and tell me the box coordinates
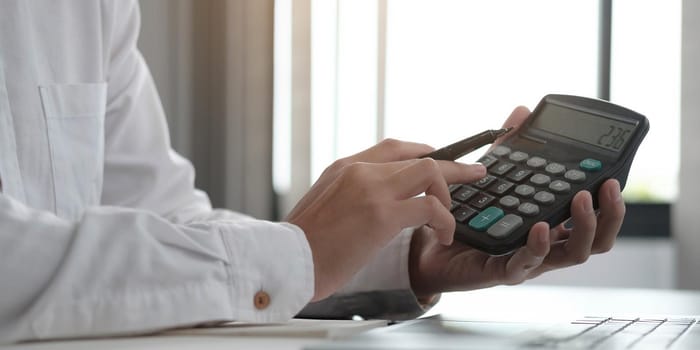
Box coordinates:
[408,106,627,299]
[286,139,487,302]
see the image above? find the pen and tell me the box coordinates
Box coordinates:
[420,127,514,161]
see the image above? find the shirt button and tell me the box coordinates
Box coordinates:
[254,291,271,310]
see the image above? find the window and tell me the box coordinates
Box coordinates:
[274,0,680,220]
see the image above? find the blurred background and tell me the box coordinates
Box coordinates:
[137,0,700,290]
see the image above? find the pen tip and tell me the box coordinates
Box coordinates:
[498,126,514,137]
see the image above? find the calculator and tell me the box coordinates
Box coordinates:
[449,94,649,255]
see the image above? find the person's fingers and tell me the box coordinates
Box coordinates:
[438,161,487,185]
[396,195,455,245]
[591,179,625,254]
[503,222,550,284]
[491,106,531,148]
[549,224,571,243]
[382,158,486,207]
[347,138,435,164]
[540,191,597,268]
[386,158,452,207]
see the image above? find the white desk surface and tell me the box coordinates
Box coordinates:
[6,285,700,350]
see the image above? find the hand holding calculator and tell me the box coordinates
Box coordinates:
[433,95,649,255]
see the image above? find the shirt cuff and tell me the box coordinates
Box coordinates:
[219,220,314,322]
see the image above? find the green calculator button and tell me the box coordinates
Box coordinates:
[468,206,505,232]
[580,158,602,172]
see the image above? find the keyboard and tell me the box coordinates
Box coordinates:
[524,316,698,349]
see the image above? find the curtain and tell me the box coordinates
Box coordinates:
[138,0,276,220]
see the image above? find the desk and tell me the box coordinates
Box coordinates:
[6,285,700,350]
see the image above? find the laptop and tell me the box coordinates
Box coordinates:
[305,286,700,349]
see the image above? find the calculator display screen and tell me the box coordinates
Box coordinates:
[531,103,637,152]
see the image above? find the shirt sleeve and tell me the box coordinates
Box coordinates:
[0,195,313,343]
[0,1,314,343]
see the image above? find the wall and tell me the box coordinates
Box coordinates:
[675,0,700,289]
[137,0,276,219]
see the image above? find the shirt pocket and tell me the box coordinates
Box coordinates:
[39,83,107,220]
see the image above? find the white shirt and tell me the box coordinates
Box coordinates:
[0,0,414,343]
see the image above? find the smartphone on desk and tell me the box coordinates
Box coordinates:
[447,94,649,255]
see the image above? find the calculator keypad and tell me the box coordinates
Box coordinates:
[451,147,603,242]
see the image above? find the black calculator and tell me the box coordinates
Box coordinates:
[450,94,649,255]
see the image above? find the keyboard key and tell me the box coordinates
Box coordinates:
[453,186,478,202]
[499,195,520,209]
[468,206,504,231]
[565,169,587,183]
[487,214,523,238]
[491,162,515,176]
[530,173,551,186]
[450,200,460,211]
[509,151,529,163]
[507,168,533,182]
[534,191,555,205]
[473,175,497,189]
[469,193,496,209]
[526,156,547,169]
[518,202,540,216]
[491,145,511,157]
[489,179,514,195]
[477,155,498,168]
[514,184,535,197]
[549,180,571,194]
[580,158,602,171]
[448,184,462,194]
[545,162,566,175]
[453,206,478,223]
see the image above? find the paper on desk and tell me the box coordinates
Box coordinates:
[163,318,387,339]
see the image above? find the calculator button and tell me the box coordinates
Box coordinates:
[468,206,505,232]
[517,202,540,217]
[473,175,497,189]
[477,155,498,168]
[453,206,478,223]
[530,173,551,187]
[526,156,547,169]
[491,162,515,176]
[509,151,529,163]
[453,186,479,202]
[564,169,587,183]
[507,168,533,183]
[489,180,514,195]
[533,191,556,205]
[514,184,535,197]
[580,158,602,172]
[449,184,462,194]
[450,200,461,211]
[545,162,566,175]
[549,180,571,194]
[492,146,511,157]
[498,195,520,209]
[469,193,496,209]
[487,214,524,239]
